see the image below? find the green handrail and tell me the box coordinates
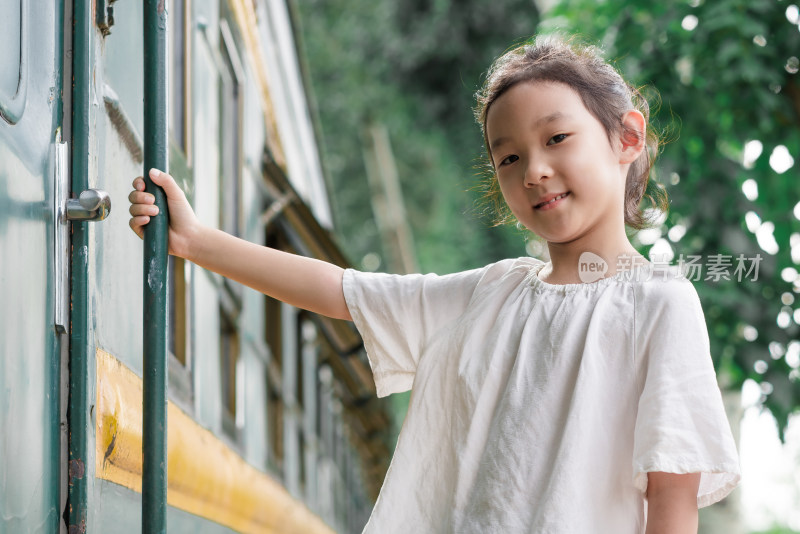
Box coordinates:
[66,0,91,531]
[142,1,170,532]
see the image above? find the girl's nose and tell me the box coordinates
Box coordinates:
[523,172,540,187]
[524,160,550,187]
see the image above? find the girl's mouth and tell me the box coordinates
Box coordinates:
[535,192,570,210]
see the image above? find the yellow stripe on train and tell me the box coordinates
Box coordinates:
[95,348,335,534]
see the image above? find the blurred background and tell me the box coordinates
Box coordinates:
[288,0,800,532]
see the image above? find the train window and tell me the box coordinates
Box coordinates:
[168,142,194,379]
[166,256,193,410]
[299,318,320,500]
[216,16,245,440]
[296,320,305,419]
[168,0,191,155]
[219,302,240,436]
[265,230,285,475]
[218,20,244,238]
[280,303,301,496]
[168,256,188,365]
[268,387,284,475]
[318,363,333,453]
[166,0,193,402]
[296,318,308,496]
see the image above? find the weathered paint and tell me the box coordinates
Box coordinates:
[95,479,240,533]
[0,0,63,532]
[95,349,336,534]
[102,83,144,163]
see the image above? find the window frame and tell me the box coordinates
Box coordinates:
[215,13,246,441]
[166,0,194,411]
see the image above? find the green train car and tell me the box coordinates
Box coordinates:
[0,1,392,532]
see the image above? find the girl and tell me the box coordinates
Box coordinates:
[129,35,740,533]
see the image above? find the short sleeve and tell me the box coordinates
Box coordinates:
[632,275,741,508]
[342,265,490,398]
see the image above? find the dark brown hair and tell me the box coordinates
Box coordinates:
[474,34,668,230]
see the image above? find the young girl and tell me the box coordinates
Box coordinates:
[129,35,740,533]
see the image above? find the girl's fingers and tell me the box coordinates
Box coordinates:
[129,203,159,217]
[129,169,188,244]
[148,168,184,199]
[128,190,155,204]
[128,216,149,239]
[129,173,165,240]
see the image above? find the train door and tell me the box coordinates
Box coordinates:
[0,0,66,532]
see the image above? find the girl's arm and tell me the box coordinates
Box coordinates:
[644,472,701,534]
[128,168,352,322]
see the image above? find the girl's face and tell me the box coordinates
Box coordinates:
[486,81,636,247]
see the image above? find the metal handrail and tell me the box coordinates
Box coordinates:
[66,0,91,531]
[142,1,170,532]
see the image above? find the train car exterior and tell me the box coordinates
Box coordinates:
[0,1,392,533]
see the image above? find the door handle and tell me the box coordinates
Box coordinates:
[66,189,111,221]
[53,139,113,333]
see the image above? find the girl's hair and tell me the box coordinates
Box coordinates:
[474,34,668,230]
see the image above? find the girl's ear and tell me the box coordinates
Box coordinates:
[618,110,646,164]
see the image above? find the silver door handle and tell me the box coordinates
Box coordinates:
[66,189,111,221]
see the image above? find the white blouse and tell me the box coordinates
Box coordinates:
[343,257,740,533]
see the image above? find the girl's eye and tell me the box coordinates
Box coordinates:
[547,134,568,146]
[499,155,519,166]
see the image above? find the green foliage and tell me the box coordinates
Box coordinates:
[750,528,800,534]
[292,0,540,274]
[544,0,800,437]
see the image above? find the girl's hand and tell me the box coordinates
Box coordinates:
[128,168,200,259]
[129,169,350,320]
